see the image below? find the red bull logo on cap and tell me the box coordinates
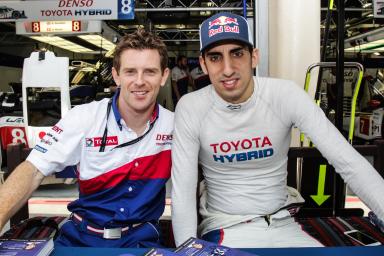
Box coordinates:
[209,16,239,28]
[208,15,240,37]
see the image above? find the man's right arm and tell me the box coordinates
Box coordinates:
[0,161,45,231]
[171,97,201,246]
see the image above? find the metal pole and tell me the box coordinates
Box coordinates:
[243,0,247,17]
[315,0,334,102]
[334,0,346,215]
[322,0,334,62]
[336,0,344,132]
[253,0,257,76]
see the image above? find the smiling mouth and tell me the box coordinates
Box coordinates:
[221,79,238,89]
[132,91,148,96]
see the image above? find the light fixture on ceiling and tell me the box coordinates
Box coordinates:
[30,36,93,53]
[78,34,115,51]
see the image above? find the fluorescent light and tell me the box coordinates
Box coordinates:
[345,38,384,52]
[371,47,384,52]
[78,35,115,51]
[105,48,115,58]
[30,36,93,53]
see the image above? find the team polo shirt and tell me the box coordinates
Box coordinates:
[28,92,174,228]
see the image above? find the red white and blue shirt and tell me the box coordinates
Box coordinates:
[27,92,174,227]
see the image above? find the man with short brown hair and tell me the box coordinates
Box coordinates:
[0,29,173,248]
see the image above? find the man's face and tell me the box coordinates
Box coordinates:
[112,49,169,114]
[180,57,188,68]
[200,43,258,104]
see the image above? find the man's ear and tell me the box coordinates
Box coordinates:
[199,56,208,74]
[160,68,170,87]
[112,67,120,87]
[251,48,259,69]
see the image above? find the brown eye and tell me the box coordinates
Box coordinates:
[232,50,244,58]
[209,55,220,62]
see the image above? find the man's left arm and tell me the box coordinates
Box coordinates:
[283,81,384,221]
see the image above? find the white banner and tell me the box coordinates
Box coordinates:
[0,0,135,22]
[373,0,384,18]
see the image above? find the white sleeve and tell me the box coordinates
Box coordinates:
[171,96,201,246]
[27,105,86,176]
[281,81,384,220]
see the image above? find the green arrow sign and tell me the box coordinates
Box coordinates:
[310,164,331,206]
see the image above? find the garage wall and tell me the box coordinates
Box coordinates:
[269,0,321,146]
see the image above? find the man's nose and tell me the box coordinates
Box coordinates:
[135,72,145,86]
[222,56,235,77]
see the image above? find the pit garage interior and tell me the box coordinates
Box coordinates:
[0,0,384,250]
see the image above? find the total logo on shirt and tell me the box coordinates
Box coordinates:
[85,136,119,147]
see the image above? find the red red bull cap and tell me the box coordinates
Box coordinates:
[200,12,253,52]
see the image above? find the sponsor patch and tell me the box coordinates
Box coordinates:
[156,133,172,146]
[38,131,46,139]
[38,131,56,145]
[52,125,63,134]
[40,138,52,145]
[34,145,47,153]
[210,136,274,163]
[85,136,118,147]
[4,117,23,124]
[46,133,58,142]
[85,138,93,147]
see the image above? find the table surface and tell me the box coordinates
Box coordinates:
[51,245,384,256]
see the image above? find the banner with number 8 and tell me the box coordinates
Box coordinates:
[118,0,135,19]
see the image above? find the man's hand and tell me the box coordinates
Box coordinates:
[369,211,384,233]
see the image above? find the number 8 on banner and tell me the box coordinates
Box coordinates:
[118,0,135,20]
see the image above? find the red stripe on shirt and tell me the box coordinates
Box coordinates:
[218,228,224,245]
[79,149,171,194]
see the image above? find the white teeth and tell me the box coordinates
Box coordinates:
[223,79,236,85]
[223,80,236,85]
[133,91,147,95]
